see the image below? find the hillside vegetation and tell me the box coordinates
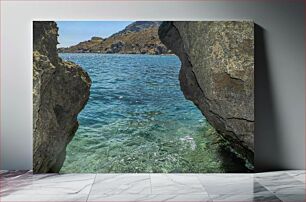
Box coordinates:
[58,21,170,55]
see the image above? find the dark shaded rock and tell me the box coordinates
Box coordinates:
[33,21,91,173]
[110,41,125,53]
[155,45,168,55]
[159,21,254,167]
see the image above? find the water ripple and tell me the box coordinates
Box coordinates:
[59,53,230,173]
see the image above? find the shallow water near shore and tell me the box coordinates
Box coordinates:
[59,53,246,173]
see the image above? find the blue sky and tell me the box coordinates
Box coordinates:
[56,21,133,48]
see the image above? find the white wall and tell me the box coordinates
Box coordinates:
[1,0,304,171]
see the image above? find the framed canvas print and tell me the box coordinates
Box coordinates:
[33,21,254,173]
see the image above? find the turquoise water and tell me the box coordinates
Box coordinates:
[59,53,245,173]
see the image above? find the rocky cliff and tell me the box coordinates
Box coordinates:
[159,21,254,167]
[58,21,170,55]
[33,21,91,173]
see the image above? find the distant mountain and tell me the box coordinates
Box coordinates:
[111,21,162,37]
[58,21,170,55]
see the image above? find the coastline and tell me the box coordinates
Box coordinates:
[58,51,176,56]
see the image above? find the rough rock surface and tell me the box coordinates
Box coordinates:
[159,21,254,166]
[33,21,91,173]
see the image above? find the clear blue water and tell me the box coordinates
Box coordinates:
[59,53,241,173]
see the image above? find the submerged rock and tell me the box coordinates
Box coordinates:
[33,21,91,173]
[159,21,254,167]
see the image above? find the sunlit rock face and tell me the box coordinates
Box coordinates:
[33,21,91,173]
[159,21,254,167]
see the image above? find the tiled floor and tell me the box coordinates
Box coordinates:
[0,170,305,202]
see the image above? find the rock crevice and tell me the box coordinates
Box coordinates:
[33,21,91,173]
[158,21,254,167]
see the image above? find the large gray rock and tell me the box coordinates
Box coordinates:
[33,21,91,173]
[159,21,254,166]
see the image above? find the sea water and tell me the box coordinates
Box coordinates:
[59,53,243,173]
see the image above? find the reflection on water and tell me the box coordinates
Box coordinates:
[59,53,247,173]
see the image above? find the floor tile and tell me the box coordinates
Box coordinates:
[1,170,306,202]
[211,194,282,202]
[197,174,254,195]
[267,184,305,195]
[253,181,275,195]
[0,170,8,175]
[88,194,211,202]
[255,171,298,180]
[145,194,211,202]
[256,173,305,195]
[0,194,88,202]
[275,194,306,202]
[0,172,53,196]
[1,173,96,196]
[211,194,256,202]
[253,194,282,202]
[150,174,207,195]
[0,170,31,177]
[286,170,306,183]
[90,174,151,195]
